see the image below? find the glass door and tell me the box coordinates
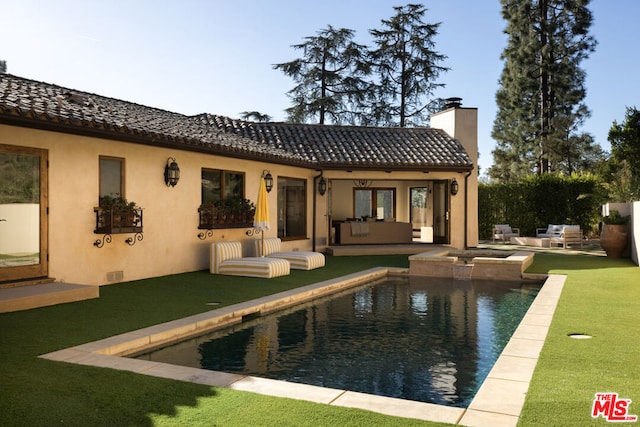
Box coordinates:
[410,187,429,230]
[0,144,48,283]
[432,180,449,244]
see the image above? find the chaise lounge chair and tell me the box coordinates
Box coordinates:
[254,237,325,270]
[210,241,290,278]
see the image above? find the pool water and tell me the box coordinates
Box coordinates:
[135,276,540,407]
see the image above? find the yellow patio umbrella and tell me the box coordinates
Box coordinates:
[253,176,270,256]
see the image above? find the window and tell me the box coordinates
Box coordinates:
[354,188,396,219]
[99,157,124,198]
[201,169,245,204]
[277,177,306,239]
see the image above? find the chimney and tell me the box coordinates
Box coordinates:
[442,97,463,110]
[430,100,477,165]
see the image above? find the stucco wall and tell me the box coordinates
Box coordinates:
[1,124,323,285]
[430,107,479,248]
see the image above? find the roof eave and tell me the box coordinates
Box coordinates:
[0,107,474,173]
[317,162,474,173]
[0,113,313,168]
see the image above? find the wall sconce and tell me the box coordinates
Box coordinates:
[318,177,327,196]
[451,178,459,196]
[263,170,274,193]
[164,157,180,187]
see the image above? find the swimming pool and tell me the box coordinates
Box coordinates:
[41,267,565,424]
[133,275,541,407]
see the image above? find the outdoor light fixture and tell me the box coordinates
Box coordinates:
[451,178,459,196]
[164,157,180,187]
[318,177,327,196]
[263,170,274,193]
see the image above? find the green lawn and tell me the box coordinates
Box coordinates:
[1,252,638,426]
[520,253,640,426]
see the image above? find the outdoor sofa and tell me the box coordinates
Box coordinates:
[210,241,290,278]
[537,224,583,249]
[254,237,325,270]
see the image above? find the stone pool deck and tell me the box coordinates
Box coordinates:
[40,268,565,427]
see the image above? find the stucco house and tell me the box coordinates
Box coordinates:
[0,74,478,287]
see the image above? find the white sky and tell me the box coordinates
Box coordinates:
[2,0,638,176]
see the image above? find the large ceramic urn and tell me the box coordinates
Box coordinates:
[600,224,628,258]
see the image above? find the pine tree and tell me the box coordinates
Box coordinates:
[605,107,640,201]
[490,0,598,182]
[368,4,448,127]
[273,26,370,125]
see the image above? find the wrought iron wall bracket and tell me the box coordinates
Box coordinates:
[125,232,144,246]
[245,228,258,237]
[197,229,214,240]
[93,234,112,248]
[93,232,143,247]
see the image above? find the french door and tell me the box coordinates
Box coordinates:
[432,180,450,244]
[0,144,48,283]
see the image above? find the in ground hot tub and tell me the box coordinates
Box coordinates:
[409,249,535,281]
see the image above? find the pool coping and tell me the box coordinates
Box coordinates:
[40,268,565,427]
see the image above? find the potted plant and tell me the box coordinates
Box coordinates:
[600,210,630,258]
[95,195,142,234]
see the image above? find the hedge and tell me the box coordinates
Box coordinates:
[478,174,602,240]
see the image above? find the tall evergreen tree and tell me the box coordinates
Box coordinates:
[0,60,6,73]
[604,107,640,201]
[367,3,448,127]
[273,26,370,125]
[490,0,598,182]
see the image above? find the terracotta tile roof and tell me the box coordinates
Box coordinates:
[196,114,473,170]
[0,74,473,171]
[0,74,304,164]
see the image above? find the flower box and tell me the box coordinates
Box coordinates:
[94,206,143,234]
[198,197,255,230]
[94,196,143,234]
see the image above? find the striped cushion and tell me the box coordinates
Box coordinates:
[256,238,325,270]
[210,242,290,278]
[268,252,325,270]
[210,242,243,274]
[254,237,281,257]
[217,257,290,278]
